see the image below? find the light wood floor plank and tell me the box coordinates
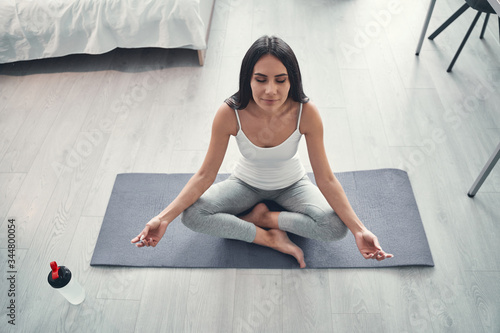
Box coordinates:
[184,270,236,332]
[0,75,27,114]
[79,50,144,133]
[466,270,500,333]
[222,0,254,58]
[131,102,177,173]
[315,107,356,173]
[329,269,380,314]
[459,193,500,271]
[421,267,485,332]
[340,68,393,169]
[296,31,346,108]
[331,313,385,333]
[0,72,79,172]
[367,43,424,147]
[82,98,153,217]
[0,75,47,162]
[214,54,239,101]
[135,268,192,332]
[232,274,282,332]
[0,172,25,223]
[376,268,433,333]
[282,269,333,332]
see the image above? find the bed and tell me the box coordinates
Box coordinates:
[0,0,215,66]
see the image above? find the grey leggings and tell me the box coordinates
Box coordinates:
[181,175,348,243]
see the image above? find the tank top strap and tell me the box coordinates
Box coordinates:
[296,103,303,130]
[234,108,242,131]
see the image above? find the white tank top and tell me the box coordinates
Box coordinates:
[232,103,306,190]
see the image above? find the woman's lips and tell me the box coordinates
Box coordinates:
[262,99,278,104]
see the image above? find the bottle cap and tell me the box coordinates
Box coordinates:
[47,261,72,289]
[51,261,59,279]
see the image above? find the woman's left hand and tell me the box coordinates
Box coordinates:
[354,229,394,261]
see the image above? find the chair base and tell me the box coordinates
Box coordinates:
[428,2,498,72]
[447,11,482,72]
[428,4,470,40]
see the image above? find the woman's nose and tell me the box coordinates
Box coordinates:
[265,81,277,94]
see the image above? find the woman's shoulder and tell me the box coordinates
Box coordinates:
[301,99,318,113]
[213,102,238,136]
[299,100,322,134]
[218,101,236,113]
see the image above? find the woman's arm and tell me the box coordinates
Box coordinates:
[300,102,363,233]
[131,103,237,247]
[301,101,393,260]
[155,103,236,224]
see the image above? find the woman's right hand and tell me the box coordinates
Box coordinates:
[131,216,168,248]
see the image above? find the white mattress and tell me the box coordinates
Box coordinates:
[0,0,208,64]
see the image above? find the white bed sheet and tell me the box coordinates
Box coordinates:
[0,0,207,64]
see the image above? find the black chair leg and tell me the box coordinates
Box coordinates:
[447,11,482,72]
[480,13,490,39]
[429,4,469,40]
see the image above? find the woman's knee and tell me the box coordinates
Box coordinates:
[316,214,349,242]
[323,220,348,241]
[181,201,207,232]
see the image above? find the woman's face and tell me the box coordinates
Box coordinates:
[250,54,291,112]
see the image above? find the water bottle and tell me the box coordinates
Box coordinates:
[47,261,85,305]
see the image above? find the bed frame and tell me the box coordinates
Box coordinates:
[197,0,216,66]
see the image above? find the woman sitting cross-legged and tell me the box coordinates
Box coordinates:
[131,35,393,268]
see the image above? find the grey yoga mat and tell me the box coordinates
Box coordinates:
[90,169,434,269]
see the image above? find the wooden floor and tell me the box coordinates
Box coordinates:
[1,0,499,332]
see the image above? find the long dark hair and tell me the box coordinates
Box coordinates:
[225,36,309,110]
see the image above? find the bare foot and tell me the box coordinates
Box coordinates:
[241,203,277,229]
[267,229,306,268]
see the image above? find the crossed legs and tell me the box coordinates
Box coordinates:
[181,175,348,268]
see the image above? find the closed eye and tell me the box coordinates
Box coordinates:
[255,79,287,83]
[254,73,288,83]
